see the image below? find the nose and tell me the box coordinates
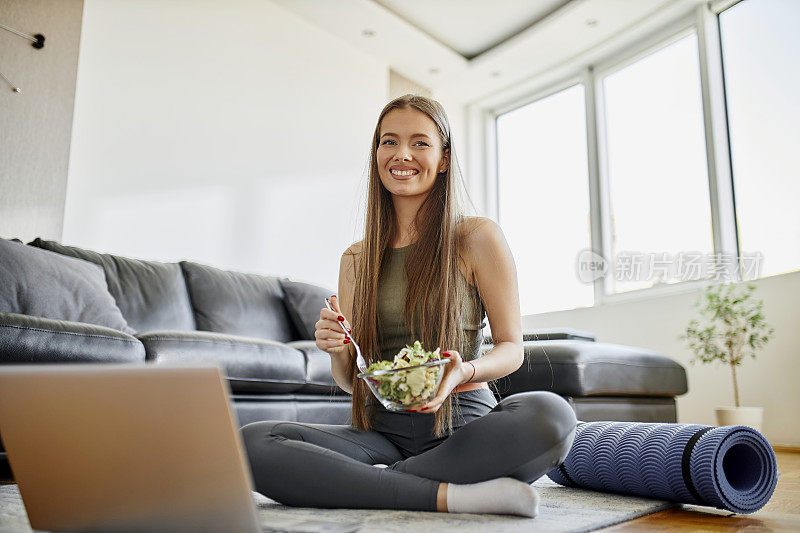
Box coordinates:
[393,147,411,161]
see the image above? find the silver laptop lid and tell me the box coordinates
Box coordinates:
[0,363,261,533]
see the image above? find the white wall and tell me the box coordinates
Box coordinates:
[520,271,800,447]
[64,0,389,291]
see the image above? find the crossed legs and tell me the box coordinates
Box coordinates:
[240,391,577,512]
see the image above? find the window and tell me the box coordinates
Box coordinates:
[719,0,800,279]
[601,33,712,294]
[496,85,593,315]
[487,1,800,315]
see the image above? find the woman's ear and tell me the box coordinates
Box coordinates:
[438,148,450,174]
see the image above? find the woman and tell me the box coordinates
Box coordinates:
[241,95,577,517]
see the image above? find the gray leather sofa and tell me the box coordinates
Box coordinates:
[0,236,687,481]
[0,237,354,426]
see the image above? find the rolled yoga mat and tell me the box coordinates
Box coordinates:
[547,422,778,514]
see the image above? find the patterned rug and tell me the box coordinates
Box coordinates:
[0,477,674,533]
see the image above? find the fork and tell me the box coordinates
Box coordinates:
[324,297,367,374]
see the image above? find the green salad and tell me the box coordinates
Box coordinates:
[365,341,445,405]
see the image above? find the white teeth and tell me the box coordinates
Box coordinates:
[391,169,418,176]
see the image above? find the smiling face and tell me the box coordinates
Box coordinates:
[376,108,449,200]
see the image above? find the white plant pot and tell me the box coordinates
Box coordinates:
[715,406,763,432]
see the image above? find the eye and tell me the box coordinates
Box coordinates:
[414,141,430,147]
[380,140,396,145]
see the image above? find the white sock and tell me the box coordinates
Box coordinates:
[445,477,539,518]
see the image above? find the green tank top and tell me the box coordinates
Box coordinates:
[376,244,487,362]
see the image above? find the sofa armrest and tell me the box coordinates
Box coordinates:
[0,311,145,364]
[493,340,687,397]
[483,328,597,344]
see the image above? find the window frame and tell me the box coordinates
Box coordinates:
[474,2,742,312]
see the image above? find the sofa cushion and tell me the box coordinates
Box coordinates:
[0,238,132,333]
[180,261,296,342]
[286,340,343,394]
[136,330,306,393]
[498,340,687,397]
[0,311,145,363]
[279,279,334,340]
[28,238,195,333]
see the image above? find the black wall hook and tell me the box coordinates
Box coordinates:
[0,23,46,49]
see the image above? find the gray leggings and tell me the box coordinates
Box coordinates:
[241,390,577,511]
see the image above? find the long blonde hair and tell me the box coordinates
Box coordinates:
[344,94,478,438]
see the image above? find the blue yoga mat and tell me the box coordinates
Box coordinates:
[547,422,777,514]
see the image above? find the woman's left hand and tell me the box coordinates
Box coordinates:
[410,350,469,413]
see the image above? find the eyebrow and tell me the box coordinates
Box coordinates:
[380,132,433,140]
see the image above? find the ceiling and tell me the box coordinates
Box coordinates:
[372,0,572,59]
[272,0,706,104]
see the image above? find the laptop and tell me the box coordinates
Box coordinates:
[0,363,358,533]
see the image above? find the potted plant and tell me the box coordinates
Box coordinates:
[679,281,774,431]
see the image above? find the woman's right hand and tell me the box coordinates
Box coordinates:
[315,295,353,356]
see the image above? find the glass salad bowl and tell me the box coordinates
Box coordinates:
[358,358,451,412]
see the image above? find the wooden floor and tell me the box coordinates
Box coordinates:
[601,450,800,531]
